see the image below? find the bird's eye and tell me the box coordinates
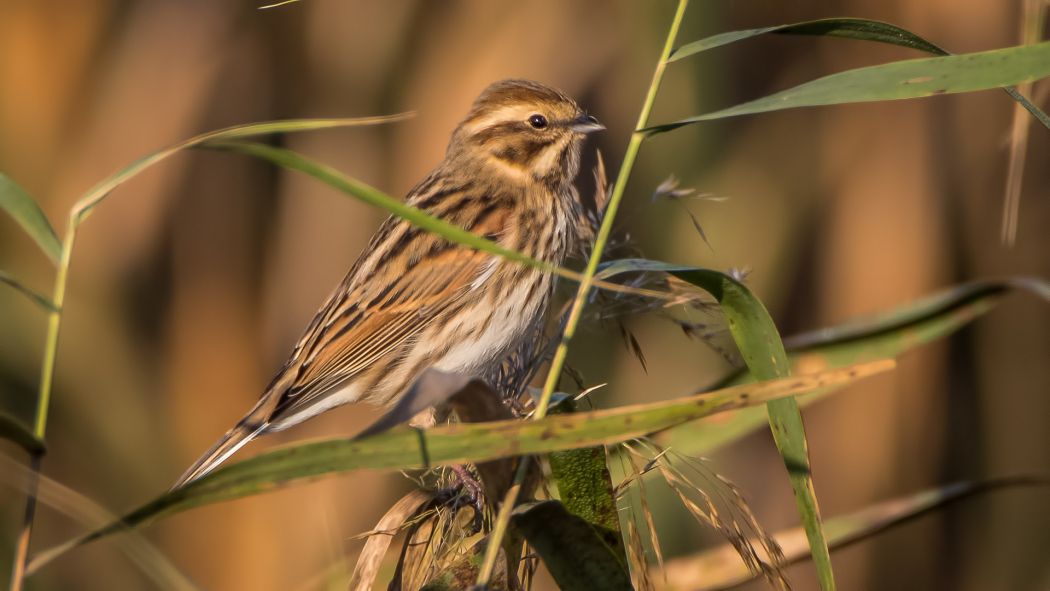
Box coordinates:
[528,114,548,129]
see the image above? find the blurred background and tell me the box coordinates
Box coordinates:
[1,0,1048,589]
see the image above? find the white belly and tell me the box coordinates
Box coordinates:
[432,274,546,375]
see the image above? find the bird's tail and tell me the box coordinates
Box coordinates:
[172,420,267,490]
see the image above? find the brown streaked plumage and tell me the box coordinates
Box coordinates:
[174,79,603,487]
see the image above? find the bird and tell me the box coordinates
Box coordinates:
[173,79,604,488]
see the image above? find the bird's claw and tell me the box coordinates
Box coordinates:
[449,464,485,532]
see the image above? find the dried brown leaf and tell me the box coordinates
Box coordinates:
[349,489,437,591]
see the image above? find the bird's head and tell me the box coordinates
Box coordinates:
[448,79,603,185]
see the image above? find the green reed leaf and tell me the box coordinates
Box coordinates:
[27,360,892,572]
[648,40,1050,133]
[0,270,57,311]
[0,174,61,265]
[666,267,835,590]
[598,259,836,589]
[669,18,947,62]
[69,114,412,223]
[12,115,411,588]
[200,140,556,275]
[668,17,1050,131]
[512,501,633,591]
[669,276,1050,455]
[661,477,1050,590]
[0,454,198,589]
[0,411,45,455]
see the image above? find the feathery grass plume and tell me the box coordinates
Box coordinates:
[626,448,666,577]
[652,174,728,250]
[624,506,657,591]
[587,260,743,368]
[575,165,750,368]
[622,441,789,590]
[615,452,658,591]
[617,445,665,591]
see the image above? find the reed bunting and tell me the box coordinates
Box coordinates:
[174,79,603,487]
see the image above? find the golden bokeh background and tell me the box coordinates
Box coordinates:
[1,1,1048,589]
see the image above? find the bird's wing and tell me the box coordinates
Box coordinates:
[265,218,503,422]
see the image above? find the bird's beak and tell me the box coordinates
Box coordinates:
[569,113,605,134]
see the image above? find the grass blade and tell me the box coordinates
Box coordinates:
[659,477,1050,590]
[205,141,676,300]
[776,20,1050,133]
[200,140,555,275]
[598,259,838,588]
[69,114,412,223]
[9,114,412,590]
[0,454,198,590]
[0,174,61,265]
[27,360,893,572]
[0,270,57,311]
[648,40,1050,134]
[667,17,1050,132]
[669,18,947,61]
[0,413,45,455]
[668,268,836,590]
[1001,0,1048,245]
[199,141,661,303]
[669,276,1050,454]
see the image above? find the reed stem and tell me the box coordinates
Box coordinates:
[474,0,691,584]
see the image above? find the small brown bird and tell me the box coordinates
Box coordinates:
[174,79,603,487]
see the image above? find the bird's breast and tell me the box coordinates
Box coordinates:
[430,184,575,376]
[431,263,551,376]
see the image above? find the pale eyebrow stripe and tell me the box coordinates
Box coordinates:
[462,105,532,134]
